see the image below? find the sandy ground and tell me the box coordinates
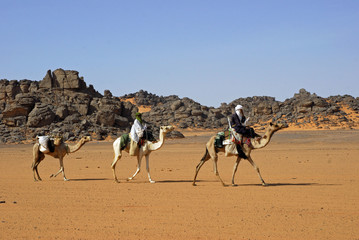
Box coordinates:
[1,130,359,240]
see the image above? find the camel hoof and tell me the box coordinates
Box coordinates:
[262,182,268,186]
[64,178,70,181]
[150,180,156,184]
[232,184,238,187]
[126,178,132,181]
[114,179,120,183]
[192,183,197,186]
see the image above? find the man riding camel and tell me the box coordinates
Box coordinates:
[129,112,147,156]
[230,105,261,159]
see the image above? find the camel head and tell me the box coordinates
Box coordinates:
[81,136,92,142]
[268,122,288,132]
[160,125,174,133]
[53,136,63,146]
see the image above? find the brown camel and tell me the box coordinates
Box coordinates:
[32,136,92,181]
[193,122,287,186]
[111,125,174,183]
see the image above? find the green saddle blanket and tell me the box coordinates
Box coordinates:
[120,134,130,150]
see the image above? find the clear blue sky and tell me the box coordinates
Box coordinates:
[1,0,358,107]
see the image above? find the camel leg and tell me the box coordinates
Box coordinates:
[231,157,242,186]
[32,163,39,181]
[127,155,142,181]
[192,159,207,186]
[213,157,226,187]
[60,158,69,181]
[31,157,38,181]
[33,163,41,181]
[247,156,266,186]
[145,155,155,183]
[33,159,43,181]
[50,157,69,181]
[32,146,44,181]
[32,154,44,181]
[193,148,211,186]
[111,153,121,183]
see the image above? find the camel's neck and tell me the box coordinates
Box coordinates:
[147,130,166,151]
[250,128,277,149]
[67,139,87,153]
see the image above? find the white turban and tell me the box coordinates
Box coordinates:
[235,105,243,121]
[235,105,243,111]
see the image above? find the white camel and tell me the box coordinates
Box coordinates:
[111,125,174,183]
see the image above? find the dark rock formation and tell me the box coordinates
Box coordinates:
[0,69,137,143]
[1,70,358,144]
[122,89,359,132]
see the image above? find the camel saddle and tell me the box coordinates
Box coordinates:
[215,130,251,148]
[231,136,251,147]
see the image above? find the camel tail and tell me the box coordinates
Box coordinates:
[201,147,209,161]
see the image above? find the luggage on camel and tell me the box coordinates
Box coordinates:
[214,129,248,159]
[214,132,225,148]
[37,136,55,153]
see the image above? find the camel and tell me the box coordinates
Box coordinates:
[111,125,174,183]
[193,122,287,186]
[32,135,92,181]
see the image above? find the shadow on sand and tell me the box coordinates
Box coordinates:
[156,179,220,184]
[69,178,110,181]
[65,179,340,187]
[232,182,339,187]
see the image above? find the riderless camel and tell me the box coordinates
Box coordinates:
[32,136,92,181]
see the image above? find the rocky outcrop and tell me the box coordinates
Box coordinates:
[122,89,359,131]
[1,69,358,144]
[0,69,137,143]
[40,69,86,89]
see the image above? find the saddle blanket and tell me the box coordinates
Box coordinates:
[223,137,251,147]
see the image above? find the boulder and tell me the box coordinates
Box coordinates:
[40,69,87,90]
[104,90,113,98]
[19,80,31,93]
[55,105,69,120]
[39,70,54,88]
[115,116,129,127]
[167,130,185,139]
[15,94,35,108]
[5,81,21,99]
[96,110,115,126]
[254,102,272,115]
[64,113,82,124]
[192,109,202,116]
[171,100,183,111]
[300,100,313,108]
[2,103,30,118]
[27,103,56,127]
[53,69,86,89]
[312,98,328,108]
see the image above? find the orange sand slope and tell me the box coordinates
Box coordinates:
[1,130,359,239]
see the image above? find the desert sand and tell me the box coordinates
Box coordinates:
[1,129,359,240]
